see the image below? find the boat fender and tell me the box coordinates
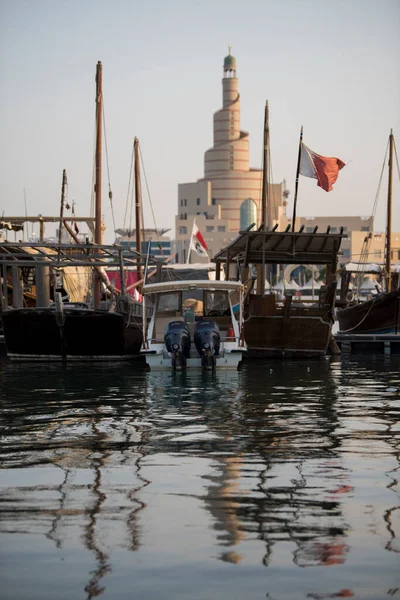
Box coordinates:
[227,326,235,340]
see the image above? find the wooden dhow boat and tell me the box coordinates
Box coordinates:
[213,226,346,358]
[0,62,146,361]
[213,102,346,358]
[337,130,400,335]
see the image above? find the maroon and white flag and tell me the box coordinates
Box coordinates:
[189,221,208,257]
[300,143,345,192]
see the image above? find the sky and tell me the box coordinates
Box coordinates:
[0,0,399,244]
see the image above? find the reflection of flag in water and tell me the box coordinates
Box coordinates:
[189,220,208,257]
[300,143,345,192]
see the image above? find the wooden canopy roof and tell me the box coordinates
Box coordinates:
[213,225,347,266]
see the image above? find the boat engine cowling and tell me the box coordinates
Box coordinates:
[194,320,220,369]
[164,320,191,369]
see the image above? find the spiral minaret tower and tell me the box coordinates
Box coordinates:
[204,48,250,177]
[176,49,284,260]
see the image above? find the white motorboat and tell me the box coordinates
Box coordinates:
[140,279,247,370]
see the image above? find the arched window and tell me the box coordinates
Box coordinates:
[240,198,257,231]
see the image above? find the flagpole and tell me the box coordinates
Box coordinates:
[186,218,195,265]
[291,126,303,232]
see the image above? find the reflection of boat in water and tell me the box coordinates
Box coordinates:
[0,362,151,599]
[141,279,247,370]
[1,357,399,599]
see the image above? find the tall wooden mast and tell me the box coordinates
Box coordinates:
[257,101,270,295]
[385,129,394,293]
[261,100,271,231]
[94,61,103,308]
[57,169,67,262]
[134,137,143,282]
[291,126,303,233]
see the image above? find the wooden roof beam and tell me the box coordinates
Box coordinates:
[303,227,319,252]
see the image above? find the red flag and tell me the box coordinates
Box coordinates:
[74,222,79,234]
[300,143,345,192]
[189,221,208,257]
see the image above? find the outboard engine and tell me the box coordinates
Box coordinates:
[194,320,220,370]
[164,321,191,370]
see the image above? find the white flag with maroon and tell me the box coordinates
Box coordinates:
[189,220,208,258]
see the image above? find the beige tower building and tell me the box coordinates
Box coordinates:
[175,49,285,262]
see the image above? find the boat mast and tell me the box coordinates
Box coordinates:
[291,126,303,233]
[385,129,393,293]
[57,169,67,262]
[134,137,143,282]
[258,101,270,294]
[261,100,270,230]
[94,61,103,308]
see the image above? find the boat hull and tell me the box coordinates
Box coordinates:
[337,290,400,335]
[2,307,143,361]
[142,348,245,370]
[243,295,333,358]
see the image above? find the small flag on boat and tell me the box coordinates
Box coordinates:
[300,143,345,192]
[189,220,208,257]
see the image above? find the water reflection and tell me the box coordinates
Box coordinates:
[143,362,352,570]
[330,356,400,559]
[229,361,349,569]
[84,431,110,600]
[0,362,152,599]
[0,356,399,600]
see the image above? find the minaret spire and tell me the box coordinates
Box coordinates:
[223,46,236,79]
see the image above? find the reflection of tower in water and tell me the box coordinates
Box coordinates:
[202,361,353,569]
[148,369,247,564]
[203,453,245,564]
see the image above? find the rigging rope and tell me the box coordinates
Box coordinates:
[340,296,378,333]
[129,171,134,248]
[123,141,135,233]
[394,137,400,182]
[139,144,164,255]
[352,137,389,297]
[90,111,97,220]
[102,100,116,235]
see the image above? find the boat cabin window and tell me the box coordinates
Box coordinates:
[204,290,230,316]
[156,292,180,313]
[182,289,203,318]
[155,289,231,318]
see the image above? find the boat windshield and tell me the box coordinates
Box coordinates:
[155,288,231,317]
[157,292,180,313]
[204,290,230,316]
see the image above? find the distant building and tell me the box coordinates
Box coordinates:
[175,48,285,263]
[349,229,400,266]
[114,228,172,259]
[294,215,374,264]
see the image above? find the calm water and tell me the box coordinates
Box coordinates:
[0,356,399,600]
